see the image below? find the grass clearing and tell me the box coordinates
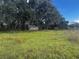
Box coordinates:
[0,30,79,59]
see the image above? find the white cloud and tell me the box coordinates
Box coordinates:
[74,18,79,23]
[75,20,79,23]
[68,17,79,25]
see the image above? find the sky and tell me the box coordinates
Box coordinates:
[53,0,79,23]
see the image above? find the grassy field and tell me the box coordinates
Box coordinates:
[0,30,79,59]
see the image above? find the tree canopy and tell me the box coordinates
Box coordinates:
[0,0,68,31]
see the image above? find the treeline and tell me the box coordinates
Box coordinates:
[69,22,79,29]
[0,0,68,31]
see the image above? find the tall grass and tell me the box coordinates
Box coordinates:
[65,30,79,43]
[0,30,79,59]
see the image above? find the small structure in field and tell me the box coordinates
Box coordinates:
[29,25,39,31]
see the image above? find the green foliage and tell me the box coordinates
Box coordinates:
[0,0,68,30]
[0,31,79,59]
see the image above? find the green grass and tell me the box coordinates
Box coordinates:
[0,30,79,59]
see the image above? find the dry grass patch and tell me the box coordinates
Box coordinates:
[65,30,79,43]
